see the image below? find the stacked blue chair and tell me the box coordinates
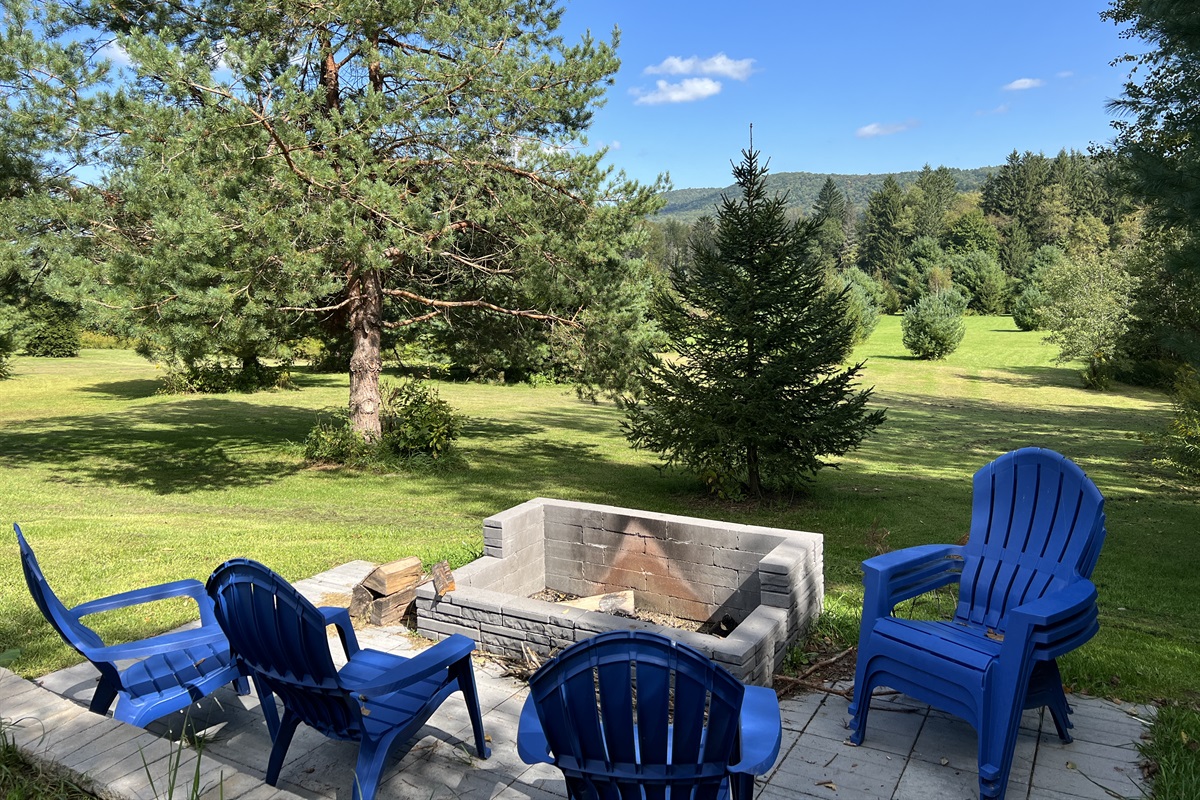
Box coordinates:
[848,448,1107,800]
[518,629,782,800]
[206,558,490,800]
[15,523,250,727]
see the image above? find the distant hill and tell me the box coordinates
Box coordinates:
[657,166,997,223]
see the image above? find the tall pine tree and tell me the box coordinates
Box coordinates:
[623,150,885,498]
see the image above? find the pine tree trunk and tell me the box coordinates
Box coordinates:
[746,443,761,497]
[348,268,383,441]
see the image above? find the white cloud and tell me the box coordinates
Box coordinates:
[976,104,1010,116]
[610,140,621,150]
[1002,77,1044,91]
[856,120,917,138]
[644,53,754,81]
[633,78,723,106]
[1056,70,1074,79]
[99,40,133,68]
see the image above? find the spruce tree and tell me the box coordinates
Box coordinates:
[859,176,907,284]
[623,150,885,498]
[812,177,848,270]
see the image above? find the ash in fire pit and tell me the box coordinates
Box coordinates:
[530,588,736,636]
[416,499,823,687]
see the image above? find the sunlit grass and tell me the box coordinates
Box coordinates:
[0,316,1196,705]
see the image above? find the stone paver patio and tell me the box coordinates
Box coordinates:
[3,562,1152,800]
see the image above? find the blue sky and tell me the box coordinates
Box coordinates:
[557,1,1139,190]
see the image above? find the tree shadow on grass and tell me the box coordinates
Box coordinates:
[0,398,319,494]
[79,379,164,400]
[959,366,1083,390]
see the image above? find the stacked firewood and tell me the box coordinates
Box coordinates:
[349,557,454,626]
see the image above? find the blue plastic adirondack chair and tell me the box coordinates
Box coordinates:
[14,523,250,727]
[205,558,490,800]
[848,448,1106,800]
[517,630,782,800]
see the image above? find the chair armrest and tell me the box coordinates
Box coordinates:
[516,695,554,765]
[728,685,782,775]
[72,579,211,619]
[85,626,229,662]
[861,544,965,621]
[347,633,476,697]
[1005,579,1099,660]
[319,606,360,658]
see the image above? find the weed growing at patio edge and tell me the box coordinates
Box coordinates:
[1140,705,1200,800]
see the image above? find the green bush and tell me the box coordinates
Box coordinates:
[1155,369,1200,476]
[901,289,967,359]
[1011,284,1052,331]
[22,307,81,358]
[379,379,465,458]
[303,379,465,468]
[834,268,883,347]
[159,360,294,394]
[0,324,13,380]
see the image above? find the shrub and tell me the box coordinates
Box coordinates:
[832,268,883,347]
[159,360,294,394]
[1012,284,1052,331]
[302,413,373,465]
[1152,369,1200,476]
[303,379,465,468]
[378,379,465,459]
[0,323,13,380]
[902,289,967,360]
[22,306,81,357]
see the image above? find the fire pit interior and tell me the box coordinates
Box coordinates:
[415,498,823,686]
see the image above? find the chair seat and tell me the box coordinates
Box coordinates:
[117,642,242,721]
[338,649,456,724]
[871,618,1004,673]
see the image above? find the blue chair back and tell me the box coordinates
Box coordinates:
[16,524,107,655]
[206,558,361,740]
[956,447,1106,632]
[527,630,746,800]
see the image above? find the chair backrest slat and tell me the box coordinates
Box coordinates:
[528,630,745,796]
[207,559,358,739]
[956,448,1106,632]
[16,525,105,654]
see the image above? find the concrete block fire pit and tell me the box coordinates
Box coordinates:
[415,499,823,686]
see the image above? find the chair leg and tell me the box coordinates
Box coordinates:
[1027,660,1073,743]
[453,657,491,759]
[353,730,403,800]
[847,651,873,745]
[232,675,250,696]
[89,678,119,717]
[729,772,755,800]
[265,710,301,786]
[252,675,280,742]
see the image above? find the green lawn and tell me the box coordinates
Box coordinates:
[1,315,1197,705]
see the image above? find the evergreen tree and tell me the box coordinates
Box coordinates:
[1000,222,1034,280]
[910,164,958,240]
[812,177,848,271]
[859,176,907,284]
[624,150,885,498]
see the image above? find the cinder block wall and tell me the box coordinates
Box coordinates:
[416,498,824,687]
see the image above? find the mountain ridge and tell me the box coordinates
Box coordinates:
[657,166,996,222]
